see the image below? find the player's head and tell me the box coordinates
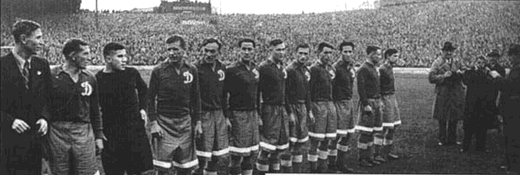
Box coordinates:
[12,20,43,55]
[384,48,399,65]
[103,42,127,71]
[317,42,335,65]
[474,55,487,69]
[508,44,520,65]
[200,38,221,63]
[295,43,310,65]
[486,49,501,65]
[339,41,355,64]
[63,38,90,69]
[166,35,186,63]
[238,38,256,62]
[366,45,382,64]
[269,38,286,62]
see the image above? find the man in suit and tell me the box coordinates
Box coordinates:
[1,20,51,174]
[490,44,520,174]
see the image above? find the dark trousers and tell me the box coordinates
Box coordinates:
[503,111,520,173]
[462,119,487,150]
[1,144,42,175]
[102,121,153,175]
[438,119,458,144]
[1,133,43,175]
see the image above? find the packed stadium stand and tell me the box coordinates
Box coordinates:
[0,0,519,67]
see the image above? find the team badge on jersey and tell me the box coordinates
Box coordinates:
[252,69,259,79]
[350,68,356,79]
[329,69,336,79]
[217,69,225,81]
[305,70,311,81]
[183,71,193,84]
[283,70,287,79]
[81,81,92,96]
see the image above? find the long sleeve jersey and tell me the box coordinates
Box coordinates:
[195,60,227,111]
[147,60,201,123]
[223,61,259,111]
[285,61,312,113]
[310,61,335,101]
[257,59,287,106]
[333,59,355,100]
[379,63,396,95]
[357,61,381,107]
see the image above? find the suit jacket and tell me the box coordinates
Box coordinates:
[1,52,51,149]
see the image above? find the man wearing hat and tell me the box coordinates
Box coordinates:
[490,44,520,174]
[486,49,506,131]
[487,49,506,77]
[460,55,498,153]
[428,42,466,146]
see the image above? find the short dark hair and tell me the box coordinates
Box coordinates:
[238,38,256,48]
[366,45,380,55]
[338,41,355,51]
[62,38,89,58]
[103,42,125,57]
[317,42,334,52]
[12,20,41,44]
[508,44,520,56]
[269,38,284,47]
[384,48,398,60]
[295,43,310,52]
[166,35,186,50]
[200,38,222,51]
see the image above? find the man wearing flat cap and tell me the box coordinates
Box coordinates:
[489,44,520,174]
[485,49,506,131]
[487,49,506,77]
[428,42,466,146]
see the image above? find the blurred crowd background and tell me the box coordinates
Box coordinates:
[0,0,519,67]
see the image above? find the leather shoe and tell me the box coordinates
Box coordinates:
[374,155,387,163]
[337,165,355,173]
[359,159,374,167]
[369,159,381,166]
[387,153,400,160]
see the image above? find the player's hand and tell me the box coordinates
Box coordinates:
[364,105,373,112]
[289,113,296,126]
[195,120,203,139]
[140,109,148,125]
[226,118,232,129]
[150,120,164,139]
[12,119,30,134]
[489,70,501,78]
[95,139,104,155]
[308,111,315,125]
[444,71,452,78]
[257,112,263,127]
[36,118,48,136]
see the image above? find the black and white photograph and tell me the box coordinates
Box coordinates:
[0,0,519,174]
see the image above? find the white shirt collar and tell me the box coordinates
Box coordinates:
[12,48,32,70]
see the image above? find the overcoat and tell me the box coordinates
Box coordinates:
[428,57,465,121]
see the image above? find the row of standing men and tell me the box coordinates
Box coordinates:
[2,20,519,175]
[0,20,401,175]
[146,35,404,174]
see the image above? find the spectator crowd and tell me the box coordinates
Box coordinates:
[0,0,519,67]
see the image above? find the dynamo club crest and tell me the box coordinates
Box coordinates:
[217,69,225,81]
[183,71,193,84]
[252,69,259,79]
[81,81,92,96]
[329,69,336,79]
[305,71,311,81]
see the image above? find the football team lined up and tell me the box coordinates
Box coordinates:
[1,19,519,175]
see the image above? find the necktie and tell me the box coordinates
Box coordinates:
[22,61,30,90]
